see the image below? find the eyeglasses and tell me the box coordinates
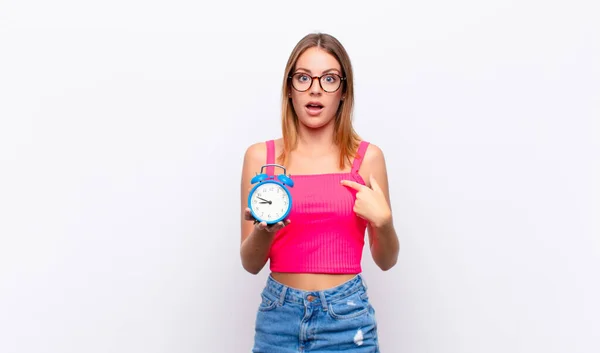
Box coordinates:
[288,72,346,93]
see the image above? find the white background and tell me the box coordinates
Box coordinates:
[1,1,598,352]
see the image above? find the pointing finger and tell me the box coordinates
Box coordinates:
[340,179,366,191]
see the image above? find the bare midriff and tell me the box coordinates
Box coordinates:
[270,272,358,291]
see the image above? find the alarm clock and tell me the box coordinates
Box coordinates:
[248,164,294,225]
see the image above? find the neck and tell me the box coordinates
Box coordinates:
[296,120,337,153]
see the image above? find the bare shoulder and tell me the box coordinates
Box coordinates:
[361,143,387,177]
[243,141,267,164]
[241,141,268,191]
[243,138,283,163]
[363,142,386,166]
[358,142,390,191]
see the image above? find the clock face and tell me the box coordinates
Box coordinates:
[249,181,291,223]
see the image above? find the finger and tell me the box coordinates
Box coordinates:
[270,219,291,232]
[265,222,283,233]
[256,221,267,230]
[340,179,365,191]
[369,174,382,193]
[352,205,367,220]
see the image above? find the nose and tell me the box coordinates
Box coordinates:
[309,77,323,95]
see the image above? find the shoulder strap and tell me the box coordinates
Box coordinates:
[351,141,370,174]
[265,140,275,175]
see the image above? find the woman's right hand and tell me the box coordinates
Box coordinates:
[244,207,290,233]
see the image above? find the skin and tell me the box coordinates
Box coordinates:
[240,47,399,291]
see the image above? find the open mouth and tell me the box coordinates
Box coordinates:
[305,103,324,114]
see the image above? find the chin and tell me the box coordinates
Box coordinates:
[298,112,335,129]
[298,116,335,130]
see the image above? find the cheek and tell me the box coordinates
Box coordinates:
[290,98,303,113]
[326,96,343,111]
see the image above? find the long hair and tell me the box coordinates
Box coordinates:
[278,32,361,170]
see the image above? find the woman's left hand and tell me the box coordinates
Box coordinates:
[341,174,392,228]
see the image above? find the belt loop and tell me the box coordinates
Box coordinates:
[360,274,368,290]
[318,291,328,311]
[278,285,288,306]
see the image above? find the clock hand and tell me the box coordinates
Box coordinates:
[257,197,272,204]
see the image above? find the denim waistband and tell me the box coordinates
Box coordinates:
[263,273,368,310]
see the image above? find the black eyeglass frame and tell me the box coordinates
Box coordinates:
[288,72,347,93]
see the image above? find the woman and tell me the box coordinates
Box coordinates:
[240,32,399,352]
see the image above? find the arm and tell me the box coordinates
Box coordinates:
[362,144,400,271]
[240,226,275,275]
[367,220,399,271]
[240,143,270,274]
[239,143,288,274]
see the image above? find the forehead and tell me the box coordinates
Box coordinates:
[294,47,341,73]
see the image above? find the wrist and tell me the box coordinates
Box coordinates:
[253,226,274,238]
[372,213,393,230]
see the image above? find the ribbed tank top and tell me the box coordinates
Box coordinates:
[265,140,370,274]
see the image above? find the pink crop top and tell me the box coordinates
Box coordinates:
[265,140,370,274]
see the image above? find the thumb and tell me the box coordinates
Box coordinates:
[369,174,382,193]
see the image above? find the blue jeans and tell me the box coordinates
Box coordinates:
[252,274,380,352]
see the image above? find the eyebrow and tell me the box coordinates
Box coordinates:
[294,67,341,75]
